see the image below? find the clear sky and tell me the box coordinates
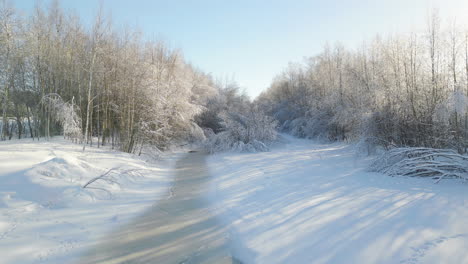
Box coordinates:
[13,0,468,98]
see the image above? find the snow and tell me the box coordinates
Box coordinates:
[0,137,177,264]
[3,135,468,263]
[206,135,468,264]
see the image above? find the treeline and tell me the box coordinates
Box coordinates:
[0,1,217,152]
[258,11,468,153]
[196,82,277,152]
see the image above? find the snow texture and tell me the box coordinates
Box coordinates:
[0,138,177,264]
[206,135,468,264]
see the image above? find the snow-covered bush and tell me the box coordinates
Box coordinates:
[369,147,468,182]
[431,90,468,152]
[42,94,82,142]
[434,90,468,122]
[204,109,277,153]
[186,122,206,143]
[197,82,278,153]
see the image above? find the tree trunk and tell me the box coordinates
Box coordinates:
[2,85,9,141]
[83,53,96,152]
[26,106,34,140]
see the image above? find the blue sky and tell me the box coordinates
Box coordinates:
[14,0,468,98]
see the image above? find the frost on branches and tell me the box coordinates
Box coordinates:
[41,94,81,142]
[369,147,468,183]
[205,109,277,153]
[196,83,278,153]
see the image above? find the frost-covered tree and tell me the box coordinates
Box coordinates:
[0,0,19,140]
[259,10,468,153]
[41,94,81,142]
[0,1,217,153]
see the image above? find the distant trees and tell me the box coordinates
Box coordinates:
[196,82,277,152]
[0,1,217,153]
[258,10,468,153]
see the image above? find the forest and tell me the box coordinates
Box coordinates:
[258,11,468,154]
[0,0,275,154]
[2,1,468,263]
[1,1,468,156]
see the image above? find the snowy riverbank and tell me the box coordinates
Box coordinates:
[206,135,468,264]
[0,138,178,263]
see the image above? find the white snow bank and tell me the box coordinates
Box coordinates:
[0,137,178,264]
[206,135,468,264]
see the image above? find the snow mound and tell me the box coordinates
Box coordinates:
[28,156,87,183]
[0,138,175,264]
[23,154,117,206]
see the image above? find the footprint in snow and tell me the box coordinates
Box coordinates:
[400,234,468,264]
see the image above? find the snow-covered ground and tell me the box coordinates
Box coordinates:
[0,138,177,264]
[207,135,468,264]
[3,135,468,264]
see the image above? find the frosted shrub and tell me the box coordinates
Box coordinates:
[204,109,277,153]
[196,81,278,153]
[42,94,82,142]
[369,147,468,183]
